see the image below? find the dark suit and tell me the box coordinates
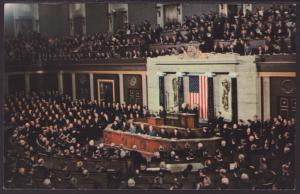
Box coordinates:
[159,131,169,138]
[159,109,167,124]
[170,131,182,139]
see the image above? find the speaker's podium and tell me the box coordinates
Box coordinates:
[178,113,197,128]
[147,117,165,126]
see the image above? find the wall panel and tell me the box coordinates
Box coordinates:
[93,74,119,103]
[86,3,108,34]
[63,73,72,96]
[75,73,90,99]
[270,77,296,118]
[30,73,58,92]
[8,74,25,94]
[39,3,70,37]
[124,74,142,105]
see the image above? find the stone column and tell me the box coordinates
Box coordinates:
[142,73,147,106]
[263,77,271,121]
[158,72,166,108]
[25,73,30,94]
[58,71,63,95]
[119,74,124,104]
[89,73,94,101]
[71,73,76,99]
[229,72,238,123]
[257,77,262,121]
[183,75,190,104]
[205,72,216,123]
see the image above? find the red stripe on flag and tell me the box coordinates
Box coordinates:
[199,77,201,118]
[204,76,206,118]
[201,76,205,118]
[198,75,208,119]
[199,76,202,118]
[203,76,206,118]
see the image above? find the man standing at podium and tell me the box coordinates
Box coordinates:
[191,104,199,127]
[180,103,189,113]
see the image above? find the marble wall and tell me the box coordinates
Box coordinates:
[214,75,232,121]
[147,54,258,121]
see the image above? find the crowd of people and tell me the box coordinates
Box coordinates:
[4,90,295,190]
[111,122,205,139]
[4,90,149,150]
[5,4,296,65]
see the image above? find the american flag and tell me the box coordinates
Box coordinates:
[189,75,208,119]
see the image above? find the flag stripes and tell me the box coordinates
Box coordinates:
[189,75,208,119]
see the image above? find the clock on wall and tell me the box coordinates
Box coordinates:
[281,79,296,95]
[129,76,137,87]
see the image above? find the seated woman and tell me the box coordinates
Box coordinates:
[111,121,119,130]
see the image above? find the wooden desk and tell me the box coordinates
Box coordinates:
[147,117,165,126]
[104,125,222,156]
[166,116,180,126]
[178,113,196,128]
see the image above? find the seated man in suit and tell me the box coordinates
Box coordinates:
[158,128,169,138]
[111,121,119,130]
[148,126,157,137]
[136,123,148,134]
[170,129,182,139]
[169,151,177,162]
[194,142,208,161]
[182,143,195,161]
[158,145,168,160]
[186,128,196,139]
[150,152,164,164]
[120,121,128,131]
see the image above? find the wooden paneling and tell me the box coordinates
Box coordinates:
[62,73,72,96]
[260,55,296,62]
[104,126,222,156]
[30,73,58,92]
[93,74,119,103]
[270,77,296,118]
[75,74,90,99]
[8,74,25,94]
[124,74,143,105]
[257,63,296,72]
[6,59,146,73]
